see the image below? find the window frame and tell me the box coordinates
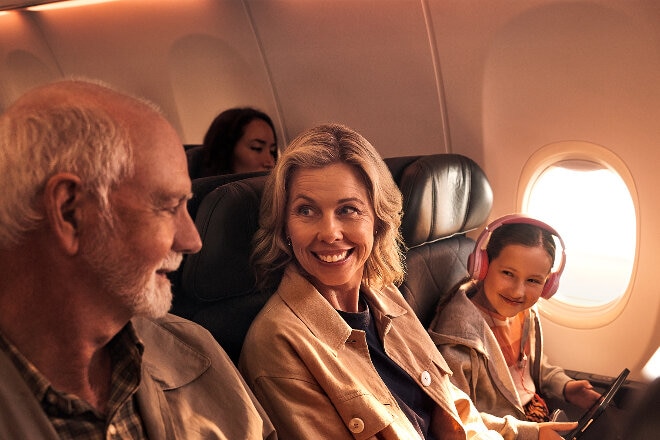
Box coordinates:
[517,141,639,329]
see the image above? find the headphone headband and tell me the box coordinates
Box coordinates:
[467,214,566,299]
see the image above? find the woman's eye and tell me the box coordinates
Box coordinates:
[339,206,359,215]
[250,145,264,152]
[296,206,313,216]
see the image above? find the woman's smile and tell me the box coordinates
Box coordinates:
[313,248,353,263]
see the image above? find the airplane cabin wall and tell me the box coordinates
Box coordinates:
[245,0,451,156]
[0,0,285,147]
[0,0,658,380]
[0,0,453,157]
[429,0,660,380]
[0,9,59,106]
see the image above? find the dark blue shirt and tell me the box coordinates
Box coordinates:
[337,299,435,440]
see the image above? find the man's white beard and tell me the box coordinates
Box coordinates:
[80,221,182,319]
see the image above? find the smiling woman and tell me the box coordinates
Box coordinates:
[285,162,376,311]
[238,123,570,439]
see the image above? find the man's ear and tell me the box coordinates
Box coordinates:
[43,173,84,255]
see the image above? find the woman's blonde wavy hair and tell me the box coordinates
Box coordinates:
[251,123,405,293]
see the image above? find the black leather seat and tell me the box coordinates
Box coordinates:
[621,376,659,440]
[170,175,270,363]
[187,171,268,220]
[391,154,493,327]
[167,171,268,313]
[170,153,492,363]
[185,145,205,179]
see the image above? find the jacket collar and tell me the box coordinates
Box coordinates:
[132,316,210,390]
[277,265,408,353]
[439,285,540,354]
[431,284,493,356]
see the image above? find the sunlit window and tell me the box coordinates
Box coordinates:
[525,160,636,307]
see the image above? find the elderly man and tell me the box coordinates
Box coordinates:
[0,80,276,439]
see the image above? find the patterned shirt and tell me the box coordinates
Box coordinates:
[0,324,148,439]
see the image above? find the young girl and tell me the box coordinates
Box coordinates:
[429,214,600,425]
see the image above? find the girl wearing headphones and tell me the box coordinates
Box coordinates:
[428,214,600,437]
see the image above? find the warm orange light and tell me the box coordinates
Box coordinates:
[643,346,660,380]
[27,0,117,11]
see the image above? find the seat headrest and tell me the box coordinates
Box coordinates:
[188,171,268,221]
[186,145,205,179]
[396,154,493,248]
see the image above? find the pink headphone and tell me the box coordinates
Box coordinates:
[467,214,567,299]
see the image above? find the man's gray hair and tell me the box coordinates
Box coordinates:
[0,103,134,248]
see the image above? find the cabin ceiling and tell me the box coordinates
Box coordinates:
[1,0,659,164]
[0,0,56,10]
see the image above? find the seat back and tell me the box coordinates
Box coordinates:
[185,145,205,179]
[168,170,268,313]
[392,154,492,327]
[170,153,492,363]
[187,171,268,220]
[171,175,269,363]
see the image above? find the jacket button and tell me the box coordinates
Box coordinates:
[349,417,365,433]
[421,370,432,387]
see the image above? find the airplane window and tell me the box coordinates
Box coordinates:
[526,160,635,306]
[518,141,638,328]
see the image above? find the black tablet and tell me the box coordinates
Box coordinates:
[565,368,630,440]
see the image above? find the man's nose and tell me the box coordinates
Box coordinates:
[175,208,202,254]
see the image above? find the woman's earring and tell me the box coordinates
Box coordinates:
[286,236,292,247]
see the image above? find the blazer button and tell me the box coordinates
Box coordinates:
[421,370,432,387]
[349,417,365,433]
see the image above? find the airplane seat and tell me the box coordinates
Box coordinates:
[392,154,493,327]
[187,171,269,221]
[170,153,492,363]
[185,144,205,179]
[621,376,660,440]
[168,170,270,317]
[171,175,270,363]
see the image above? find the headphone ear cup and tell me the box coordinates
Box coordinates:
[468,249,489,281]
[542,272,560,299]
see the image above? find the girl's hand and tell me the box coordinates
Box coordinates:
[564,379,602,409]
[538,421,578,439]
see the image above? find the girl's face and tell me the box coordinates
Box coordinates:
[482,243,553,318]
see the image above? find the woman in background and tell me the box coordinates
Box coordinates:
[198,107,277,177]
